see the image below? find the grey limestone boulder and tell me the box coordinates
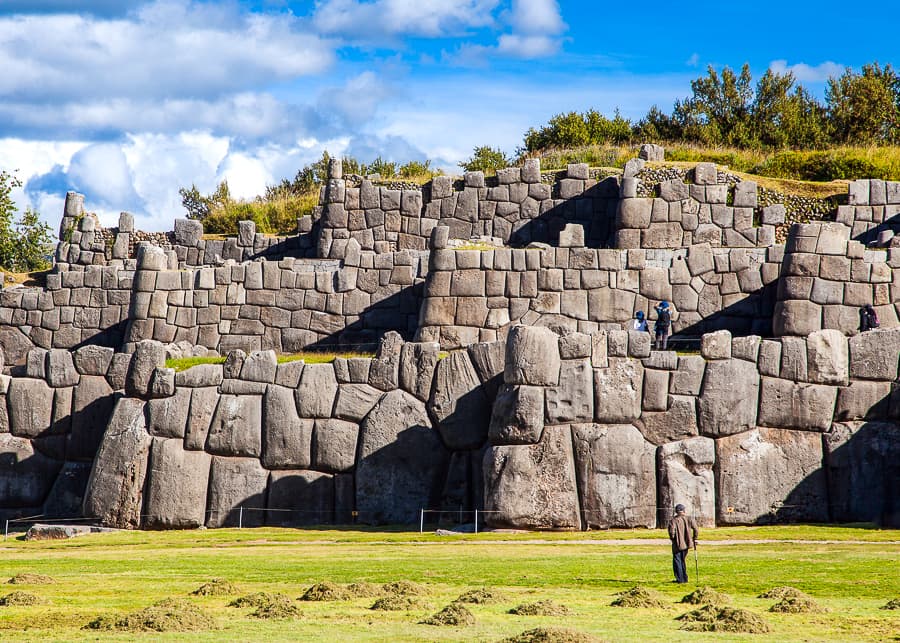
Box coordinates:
[46,349,80,387]
[637,394,698,445]
[428,350,490,451]
[657,436,716,527]
[806,329,849,385]
[333,383,381,422]
[545,359,594,423]
[594,358,643,423]
[572,423,655,528]
[185,386,218,450]
[174,218,203,246]
[773,300,822,336]
[670,355,705,396]
[206,394,263,457]
[505,325,561,386]
[368,331,403,391]
[7,377,54,438]
[489,384,545,445]
[700,330,731,360]
[262,384,312,468]
[716,427,829,524]
[467,340,506,399]
[83,398,151,528]
[267,470,334,526]
[125,340,166,398]
[143,437,211,529]
[312,419,359,472]
[825,421,900,526]
[758,377,837,431]
[145,387,191,439]
[73,345,114,376]
[356,389,448,524]
[175,363,224,388]
[205,456,269,528]
[697,358,759,437]
[42,461,93,518]
[849,328,900,381]
[296,363,338,418]
[483,425,581,530]
[399,342,440,401]
[240,350,278,383]
[834,381,892,421]
[68,375,116,461]
[0,434,62,508]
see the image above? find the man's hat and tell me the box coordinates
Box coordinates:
[675,504,685,513]
[660,300,670,309]
[636,311,645,319]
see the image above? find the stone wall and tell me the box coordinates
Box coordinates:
[839,178,900,246]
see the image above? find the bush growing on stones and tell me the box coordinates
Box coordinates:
[459,146,513,175]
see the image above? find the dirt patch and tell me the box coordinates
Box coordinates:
[501,628,603,643]
[509,600,571,616]
[769,595,827,613]
[677,605,770,634]
[346,582,383,598]
[455,587,505,604]
[757,586,808,600]
[191,578,238,596]
[7,573,56,585]
[679,586,730,606]
[229,592,290,609]
[881,598,900,610]
[382,580,428,596]
[610,586,666,609]
[300,581,350,601]
[370,595,424,611]
[0,591,48,606]
[85,598,218,632]
[420,603,475,626]
[250,595,300,620]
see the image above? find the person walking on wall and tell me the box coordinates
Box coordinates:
[632,310,649,332]
[654,300,672,350]
[668,503,698,584]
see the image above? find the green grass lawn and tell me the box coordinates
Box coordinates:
[0,526,897,641]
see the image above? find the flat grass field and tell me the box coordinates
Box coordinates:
[0,525,897,642]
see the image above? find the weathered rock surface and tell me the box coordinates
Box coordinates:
[206,394,262,457]
[428,350,490,450]
[184,387,218,450]
[545,359,593,424]
[295,363,338,417]
[657,437,715,527]
[143,437,211,529]
[637,395,698,445]
[488,384,545,445]
[262,385,312,468]
[849,328,900,381]
[483,425,581,530]
[7,378,54,439]
[594,359,643,423]
[0,434,62,508]
[145,387,190,439]
[697,359,759,436]
[399,342,440,401]
[757,377,837,431]
[205,456,269,528]
[125,340,166,398]
[312,419,359,472]
[572,423,655,528]
[504,325,561,386]
[68,375,116,461]
[267,470,334,526]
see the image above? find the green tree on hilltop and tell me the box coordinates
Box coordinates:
[0,170,52,272]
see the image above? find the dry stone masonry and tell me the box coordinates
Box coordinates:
[0,152,897,529]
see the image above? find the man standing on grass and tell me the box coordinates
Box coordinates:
[668,504,698,584]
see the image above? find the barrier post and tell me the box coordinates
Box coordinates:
[419,509,424,534]
[239,507,243,530]
[4,520,7,541]
[474,510,478,534]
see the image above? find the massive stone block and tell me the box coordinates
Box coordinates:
[185,387,218,450]
[356,390,448,524]
[849,328,900,381]
[697,359,759,437]
[333,383,381,422]
[0,434,62,508]
[399,342,440,402]
[757,377,837,431]
[504,325,561,386]
[489,384,544,445]
[312,419,359,472]
[428,350,490,450]
[825,421,900,526]
[262,385,312,468]
[143,437,211,529]
[145,386,190,439]
[835,381,892,421]
[295,363,338,417]
[483,425,581,530]
[206,394,263,457]
[267,470,335,526]
[657,437,716,527]
[205,456,269,528]
[806,329,848,385]
[7,378,54,439]
[125,340,166,398]
[83,398,151,528]
[545,359,593,424]
[637,394,698,445]
[572,423,655,528]
[594,358,643,423]
[715,427,828,524]
[68,375,116,461]
[42,461,92,518]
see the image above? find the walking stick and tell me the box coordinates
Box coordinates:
[693,545,699,584]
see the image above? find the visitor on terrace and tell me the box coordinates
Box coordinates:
[653,301,673,350]
[632,310,649,332]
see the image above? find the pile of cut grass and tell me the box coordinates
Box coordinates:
[382,580,428,596]
[758,586,808,600]
[85,598,217,632]
[610,586,666,609]
[7,573,56,585]
[420,603,475,626]
[501,628,603,643]
[229,592,288,609]
[455,587,505,604]
[769,595,827,613]
[370,595,424,611]
[677,605,770,634]
[300,581,350,601]
[0,591,48,606]
[250,595,300,620]
[679,586,730,606]
[509,599,571,616]
[346,581,383,598]
[191,578,238,596]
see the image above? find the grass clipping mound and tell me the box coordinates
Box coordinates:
[229,592,290,609]
[509,599,571,616]
[192,578,238,596]
[420,603,475,626]
[455,587,505,604]
[881,598,900,610]
[0,591,48,606]
[679,586,730,606]
[501,627,603,643]
[678,605,770,634]
[7,573,56,585]
[301,581,350,601]
[86,598,217,632]
[382,580,428,596]
[610,586,666,609]
[370,595,424,611]
[346,581,383,598]
[770,595,827,614]
[758,586,807,600]
[250,595,300,620]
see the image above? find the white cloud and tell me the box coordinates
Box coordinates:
[316,71,395,126]
[506,0,565,35]
[497,33,560,58]
[66,143,143,212]
[686,53,700,67]
[769,60,844,84]
[312,0,499,39]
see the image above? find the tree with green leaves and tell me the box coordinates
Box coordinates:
[826,63,900,144]
[0,169,53,272]
[673,64,755,147]
[458,146,512,174]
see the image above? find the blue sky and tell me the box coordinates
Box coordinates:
[0,0,892,232]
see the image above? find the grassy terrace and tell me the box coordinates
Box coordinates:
[0,525,897,641]
[165,351,375,372]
